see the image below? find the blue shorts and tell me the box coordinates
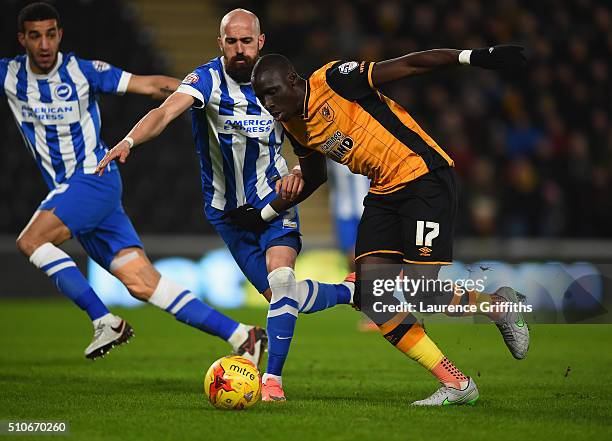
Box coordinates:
[207,205,302,294]
[39,170,143,270]
[335,216,360,253]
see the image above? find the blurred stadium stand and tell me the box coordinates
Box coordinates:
[131,0,219,77]
[1,0,612,300]
[224,0,612,238]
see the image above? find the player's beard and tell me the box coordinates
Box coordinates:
[225,54,257,83]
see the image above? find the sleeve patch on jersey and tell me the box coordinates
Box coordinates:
[93,60,111,72]
[182,72,200,84]
[338,61,359,74]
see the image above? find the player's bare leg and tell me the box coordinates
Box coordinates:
[356,255,478,405]
[343,248,376,332]
[16,209,121,359]
[16,209,72,254]
[109,247,267,367]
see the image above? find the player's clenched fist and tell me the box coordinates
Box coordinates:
[221,204,269,234]
[275,168,304,201]
[462,45,527,70]
[95,139,132,176]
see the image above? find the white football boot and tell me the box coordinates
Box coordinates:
[412,378,479,406]
[231,325,268,368]
[85,315,134,360]
[493,287,530,359]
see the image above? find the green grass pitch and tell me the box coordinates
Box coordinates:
[1,299,611,441]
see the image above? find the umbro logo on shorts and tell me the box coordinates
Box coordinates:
[418,247,432,257]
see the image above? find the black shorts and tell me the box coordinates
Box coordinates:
[355,167,457,264]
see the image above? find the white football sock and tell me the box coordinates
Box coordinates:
[227,323,249,349]
[262,373,282,386]
[92,313,120,329]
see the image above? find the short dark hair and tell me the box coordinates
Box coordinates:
[17,2,61,33]
[252,54,295,80]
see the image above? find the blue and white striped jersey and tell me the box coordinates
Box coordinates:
[0,52,131,189]
[176,57,288,213]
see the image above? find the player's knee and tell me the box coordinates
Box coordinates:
[261,288,272,303]
[267,267,297,302]
[15,236,28,255]
[16,235,39,257]
[405,264,440,280]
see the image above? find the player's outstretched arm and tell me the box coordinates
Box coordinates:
[95,91,194,175]
[126,75,182,100]
[372,45,526,87]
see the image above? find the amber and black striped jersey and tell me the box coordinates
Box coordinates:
[283,60,454,194]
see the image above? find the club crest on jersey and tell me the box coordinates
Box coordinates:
[321,130,354,161]
[338,61,359,74]
[53,83,72,101]
[182,72,199,84]
[92,60,110,72]
[320,103,334,122]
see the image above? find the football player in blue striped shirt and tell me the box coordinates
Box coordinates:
[97,9,354,401]
[2,2,267,364]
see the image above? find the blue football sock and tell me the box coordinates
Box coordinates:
[173,294,238,340]
[149,277,239,341]
[52,268,109,320]
[266,267,299,376]
[30,243,109,321]
[298,280,352,314]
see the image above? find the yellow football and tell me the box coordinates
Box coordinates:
[204,355,262,410]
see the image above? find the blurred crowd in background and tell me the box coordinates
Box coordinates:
[2,0,611,238]
[245,0,612,237]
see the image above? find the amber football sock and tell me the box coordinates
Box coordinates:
[376,313,469,389]
[431,356,470,390]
